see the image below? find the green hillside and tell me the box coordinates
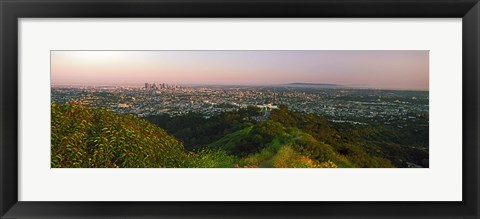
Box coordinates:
[52,102,427,168]
[209,121,349,168]
[207,119,391,168]
[51,102,236,168]
[147,106,402,168]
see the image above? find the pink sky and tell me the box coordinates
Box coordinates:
[51,50,429,90]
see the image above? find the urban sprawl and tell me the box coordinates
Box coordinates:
[51,82,429,127]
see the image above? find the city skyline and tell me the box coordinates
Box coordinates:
[51,50,429,90]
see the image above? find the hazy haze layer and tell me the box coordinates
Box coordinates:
[51,50,429,90]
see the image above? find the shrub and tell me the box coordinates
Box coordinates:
[184,149,238,168]
[271,146,337,168]
[51,102,186,168]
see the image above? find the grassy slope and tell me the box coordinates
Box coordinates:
[51,102,237,168]
[208,125,253,152]
[208,121,352,168]
[52,103,396,168]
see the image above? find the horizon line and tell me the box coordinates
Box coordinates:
[51,83,429,91]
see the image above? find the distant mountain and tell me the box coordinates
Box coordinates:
[287,83,343,87]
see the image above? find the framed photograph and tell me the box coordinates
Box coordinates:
[1,0,479,218]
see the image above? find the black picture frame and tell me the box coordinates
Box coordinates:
[1,0,479,218]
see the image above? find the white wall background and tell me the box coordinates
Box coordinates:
[18,18,462,201]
